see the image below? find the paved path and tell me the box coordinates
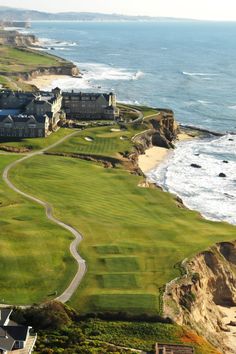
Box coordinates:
[2,131,87,304]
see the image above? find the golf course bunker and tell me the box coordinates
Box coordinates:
[84,136,94,142]
[110,128,121,132]
[120,136,129,140]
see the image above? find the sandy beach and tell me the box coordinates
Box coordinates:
[177,131,194,141]
[138,146,170,174]
[138,131,193,174]
[25,75,72,90]
[218,306,236,354]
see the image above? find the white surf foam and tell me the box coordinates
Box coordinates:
[182,71,218,77]
[38,37,77,48]
[44,62,144,92]
[197,100,212,105]
[147,135,236,225]
[119,99,142,105]
[77,62,144,82]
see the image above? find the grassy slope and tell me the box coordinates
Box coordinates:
[0,46,68,90]
[9,126,236,315]
[34,318,220,354]
[0,156,77,305]
[0,46,66,72]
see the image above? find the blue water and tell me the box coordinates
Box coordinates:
[25,21,236,224]
[29,21,236,133]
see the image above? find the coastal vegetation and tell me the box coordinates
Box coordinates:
[6,122,236,315]
[12,302,220,354]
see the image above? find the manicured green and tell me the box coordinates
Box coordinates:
[49,125,140,158]
[9,125,236,313]
[0,155,76,304]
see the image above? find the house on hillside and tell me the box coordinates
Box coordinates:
[0,308,36,354]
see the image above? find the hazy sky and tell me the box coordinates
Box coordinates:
[2,0,236,20]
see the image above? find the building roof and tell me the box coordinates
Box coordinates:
[0,308,31,352]
[0,109,21,116]
[0,326,29,351]
[0,309,12,326]
[0,114,47,124]
[62,92,110,101]
[0,327,14,351]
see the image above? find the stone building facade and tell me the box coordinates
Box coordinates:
[0,90,62,138]
[62,91,119,120]
[0,88,118,138]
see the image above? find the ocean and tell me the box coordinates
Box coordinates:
[27,21,236,224]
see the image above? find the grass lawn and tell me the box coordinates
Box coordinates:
[0,155,76,305]
[0,128,76,151]
[9,125,236,313]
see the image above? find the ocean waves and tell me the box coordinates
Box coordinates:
[182,71,219,77]
[44,62,145,92]
[78,62,145,82]
[147,135,236,225]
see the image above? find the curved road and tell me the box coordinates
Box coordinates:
[2,131,86,303]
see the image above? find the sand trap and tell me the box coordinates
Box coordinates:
[110,128,121,132]
[120,136,129,140]
[84,137,94,142]
[138,146,169,174]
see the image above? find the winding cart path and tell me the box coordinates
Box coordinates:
[2,131,86,303]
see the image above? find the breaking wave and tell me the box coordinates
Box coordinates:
[182,71,218,77]
[77,62,144,82]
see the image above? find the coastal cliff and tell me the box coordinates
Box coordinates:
[133,109,179,153]
[164,241,236,354]
[0,29,36,46]
[16,64,79,81]
[0,64,79,81]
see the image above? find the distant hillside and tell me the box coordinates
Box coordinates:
[0,6,193,22]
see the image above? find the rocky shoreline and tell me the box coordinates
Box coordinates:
[163,241,236,354]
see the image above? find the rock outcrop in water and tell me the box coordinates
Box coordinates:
[164,241,236,354]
